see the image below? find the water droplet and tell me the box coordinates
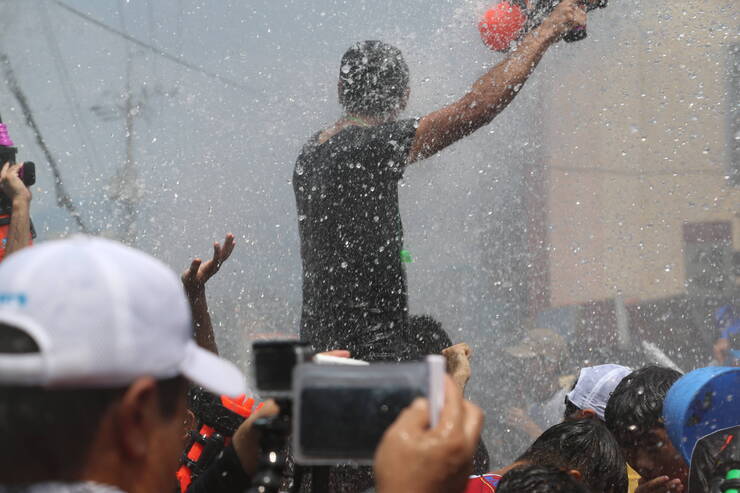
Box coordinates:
[341,64,351,74]
[340,261,348,269]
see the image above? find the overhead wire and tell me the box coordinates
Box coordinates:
[52,0,253,92]
[0,52,91,233]
[38,0,101,175]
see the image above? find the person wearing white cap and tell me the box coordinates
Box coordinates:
[563,364,632,421]
[0,236,246,493]
[563,364,646,493]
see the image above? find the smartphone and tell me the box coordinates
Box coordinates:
[292,355,445,465]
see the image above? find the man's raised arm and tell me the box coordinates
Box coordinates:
[408,0,586,163]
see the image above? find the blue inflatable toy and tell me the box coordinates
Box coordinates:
[664,366,740,464]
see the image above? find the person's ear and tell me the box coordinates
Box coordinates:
[113,377,160,459]
[566,469,582,481]
[183,409,197,438]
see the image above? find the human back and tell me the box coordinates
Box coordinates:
[294,41,417,361]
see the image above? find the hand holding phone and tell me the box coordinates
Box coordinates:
[374,376,484,493]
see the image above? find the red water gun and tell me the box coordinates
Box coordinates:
[479,0,608,52]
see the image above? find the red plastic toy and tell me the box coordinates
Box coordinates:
[478,2,526,52]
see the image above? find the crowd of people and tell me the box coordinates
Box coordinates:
[0,0,738,492]
[0,237,737,493]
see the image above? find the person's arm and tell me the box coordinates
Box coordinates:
[186,400,280,493]
[181,234,236,354]
[506,407,543,440]
[0,162,32,258]
[408,0,587,163]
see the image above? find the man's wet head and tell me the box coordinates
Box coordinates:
[605,366,688,487]
[338,40,410,121]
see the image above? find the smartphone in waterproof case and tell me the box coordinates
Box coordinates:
[292,355,445,465]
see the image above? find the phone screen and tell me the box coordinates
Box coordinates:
[298,385,421,461]
[293,362,429,465]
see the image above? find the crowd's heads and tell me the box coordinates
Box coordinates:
[0,237,245,488]
[517,418,628,493]
[564,364,632,421]
[604,365,686,483]
[497,464,591,493]
[338,40,410,119]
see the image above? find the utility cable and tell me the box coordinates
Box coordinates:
[52,0,253,92]
[39,0,101,175]
[0,52,91,233]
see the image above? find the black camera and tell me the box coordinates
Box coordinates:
[0,118,36,216]
[251,340,445,465]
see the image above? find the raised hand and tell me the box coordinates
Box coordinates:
[182,233,236,294]
[0,162,31,202]
[442,343,472,393]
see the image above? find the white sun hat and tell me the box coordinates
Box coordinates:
[567,364,632,420]
[0,236,245,396]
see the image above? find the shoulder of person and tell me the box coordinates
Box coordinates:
[464,473,503,492]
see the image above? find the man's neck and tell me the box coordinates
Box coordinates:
[342,113,388,127]
[318,113,394,144]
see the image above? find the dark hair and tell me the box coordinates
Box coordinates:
[497,464,591,493]
[518,419,628,493]
[0,324,187,481]
[563,375,581,420]
[604,365,682,449]
[404,315,453,359]
[338,40,410,118]
[564,397,581,420]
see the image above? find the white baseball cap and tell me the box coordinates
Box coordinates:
[0,236,246,396]
[566,364,632,420]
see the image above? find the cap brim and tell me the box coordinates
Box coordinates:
[180,341,247,397]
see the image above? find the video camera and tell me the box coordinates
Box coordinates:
[253,340,445,465]
[246,340,444,493]
[0,115,36,214]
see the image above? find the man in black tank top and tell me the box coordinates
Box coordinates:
[294,2,587,361]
